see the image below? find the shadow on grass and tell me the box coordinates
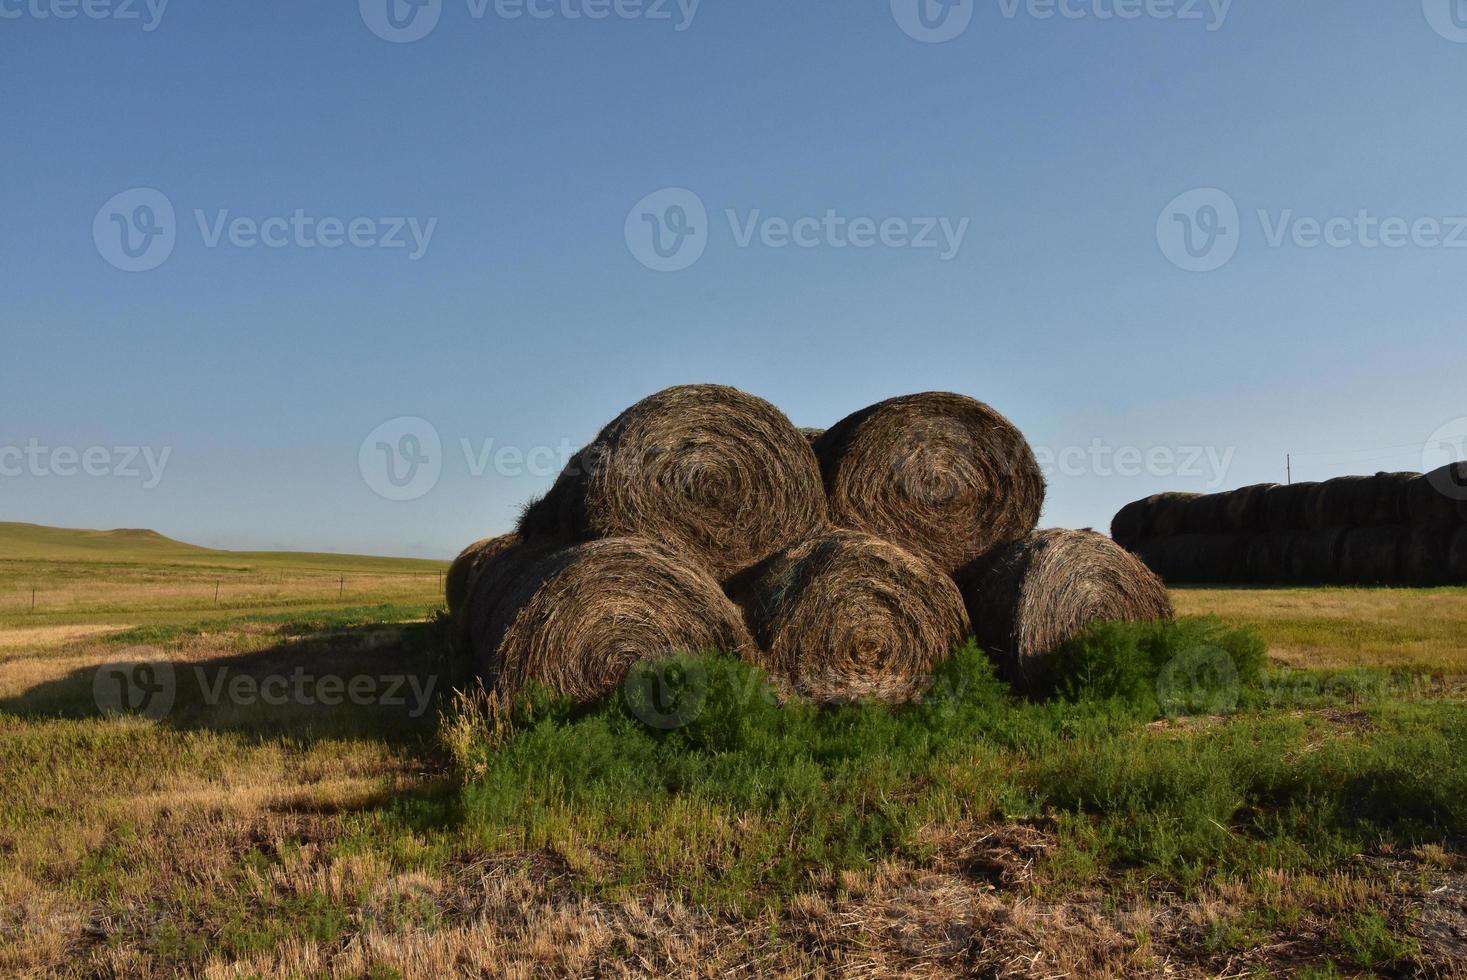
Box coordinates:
[0,614,470,747]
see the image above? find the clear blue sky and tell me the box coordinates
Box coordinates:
[4,1,1465,558]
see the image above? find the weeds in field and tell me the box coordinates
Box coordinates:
[440,618,1465,913]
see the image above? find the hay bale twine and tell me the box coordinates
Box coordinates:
[1224,484,1278,533]
[1401,525,1452,587]
[1294,528,1346,585]
[811,392,1043,573]
[1263,482,1318,531]
[1338,526,1403,586]
[732,530,970,704]
[1148,492,1201,538]
[473,537,755,702]
[1406,464,1467,527]
[517,385,827,582]
[1351,472,1416,527]
[956,529,1173,690]
[1305,476,1368,530]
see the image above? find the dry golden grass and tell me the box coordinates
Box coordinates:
[1173,586,1467,673]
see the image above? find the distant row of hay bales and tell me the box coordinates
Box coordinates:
[1114,466,1467,586]
[446,385,1174,709]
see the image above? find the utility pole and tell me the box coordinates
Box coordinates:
[1286,453,1292,485]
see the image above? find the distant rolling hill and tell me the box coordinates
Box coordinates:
[0,522,446,573]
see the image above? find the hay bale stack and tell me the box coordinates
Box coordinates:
[517,385,827,582]
[1407,465,1467,527]
[1305,476,1368,530]
[811,392,1043,573]
[956,530,1173,690]
[1338,526,1403,586]
[732,530,969,704]
[1263,482,1318,531]
[472,537,755,701]
[1224,484,1278,533]
[1351,472,1415,527]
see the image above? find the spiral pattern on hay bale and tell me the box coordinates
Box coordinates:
[957,529,1173,689]
[731,530,970,705]
[472,537,755,702]
[811,392,1043,573]
[517,385,827,582]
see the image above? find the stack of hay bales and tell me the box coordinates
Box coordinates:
[1113,465,1467,586]
[449,385,1175,707]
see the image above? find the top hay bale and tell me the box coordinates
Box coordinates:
[1263,482,1317,531]
[518,385,828,582]
[811,392,1044,573]
[1406,464,1467,526]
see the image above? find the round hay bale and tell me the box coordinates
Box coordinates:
[445,534,521,621]
[473,537,755,702]
[1449,526,1467,584]
[1305,476,1367,530]
[1181,494,1230,535]
[1406,464,1467,527]
[1263,482,1318,531]
[1109,496,1155,549]
[517,385,827,582]
[1338,526,1403,586]
[1147,492,1201,538]
[1401,525,1452,587]
[1189,533,1252,583]
[1294,528,1346,585]
[1224,484,1278,533]
[957,529,1173,690]
[732,530,970,705]
[811,392,1043,573]
[1350,472,1415,527]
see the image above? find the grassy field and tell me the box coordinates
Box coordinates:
[1,526,1464,978]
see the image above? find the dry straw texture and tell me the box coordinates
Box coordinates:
[731,530,970,705]
[518,385,827,582]
[956,529,1173,688]
[812,392,1043,573]
[472,537,755,702]
[446,534,522,623]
